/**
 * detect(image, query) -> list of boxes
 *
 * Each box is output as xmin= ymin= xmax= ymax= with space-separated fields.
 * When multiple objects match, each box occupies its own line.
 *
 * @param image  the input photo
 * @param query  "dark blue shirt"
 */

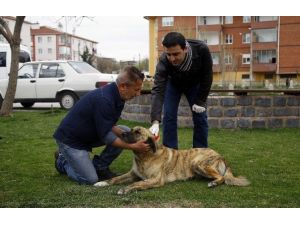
xmin=53 ymin=82 xmax=124 ymax=151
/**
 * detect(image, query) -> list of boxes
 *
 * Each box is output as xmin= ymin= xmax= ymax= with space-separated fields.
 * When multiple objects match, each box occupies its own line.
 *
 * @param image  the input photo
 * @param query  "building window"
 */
xmin=225 ymin=34 xmax=233 ymax=44
xmin=242 ymin=54 xmax=251 ymax=64
xmin=47 ymin=36 xmax=52 ymax=43
xmin=162 ymin=17 xmax=174 ymax=27
xmin=255 ymin=16 xmax=278 ymax=22
xmin=264 ymin=74 xmax=273 ymax=79
xmin=243 ymin=16 xmax=251 ymax=23
xmin=242 ymin=33 xmax=251 ymax=43
xmin=38 ymin=48 xmax=43 ymax=54
xmin=38 ymin=37 xmax=42 ymax=43
xmin=252 ymin=29 xmax=277 ymax=42
xmin=48 ymin=48 xmax=52 ymax=54
xmin=211 ymin=53 xmax=219 ymax=65
xmin=242 ymin=74 xmax=250 ymax=79
xmin=253 ymin=50 xmax=276 ymax=63
xmin=224 ymin=16 xmax=233 ymax=24
xmin=224 ymin=53 xmax=232 ymax=64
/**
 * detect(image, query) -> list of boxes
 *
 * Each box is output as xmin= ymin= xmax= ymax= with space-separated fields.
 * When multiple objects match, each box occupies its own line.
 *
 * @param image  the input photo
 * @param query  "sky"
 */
xmin=26 ymin=16 xmax=149 ymax=61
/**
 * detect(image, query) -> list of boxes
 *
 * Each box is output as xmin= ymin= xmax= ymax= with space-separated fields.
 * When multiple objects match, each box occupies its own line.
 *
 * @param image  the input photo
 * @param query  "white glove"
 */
xmin=192 ymin=104 xmax=206 ymax=113
xmin=149 ymin=120 xmax=159 ymax=136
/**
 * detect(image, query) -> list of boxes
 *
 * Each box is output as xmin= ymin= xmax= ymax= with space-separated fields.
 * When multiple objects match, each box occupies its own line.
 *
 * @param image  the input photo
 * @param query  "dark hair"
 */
xmin=116 ymin=66 xmax=144 ymax=86
xmin=162 ymin=32 xmax=186 ymax=49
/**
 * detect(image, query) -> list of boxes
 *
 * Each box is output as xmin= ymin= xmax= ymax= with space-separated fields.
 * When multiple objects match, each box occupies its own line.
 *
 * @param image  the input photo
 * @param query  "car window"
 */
xmin=18 ymin=64 xmax=38 ymax=79
xmin=0 ymin=52 xmax=6 ymax=67
xmin=19 ymin=50 xmax=31 ymax=63
xmin=39 ymin=63 xmax=65 ymax=78
xmin=68 ymin=61 xmax=99 ymax=74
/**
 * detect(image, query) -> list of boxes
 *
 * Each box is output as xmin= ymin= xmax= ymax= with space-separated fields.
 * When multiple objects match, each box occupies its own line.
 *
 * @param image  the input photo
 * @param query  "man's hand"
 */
xmin=149 ymin=120 xmax=159 ymax=136
xmin=192 ymin=104 xmax=206 ymax=113
xmin=130 ymin=140 xmax=150 ymax=153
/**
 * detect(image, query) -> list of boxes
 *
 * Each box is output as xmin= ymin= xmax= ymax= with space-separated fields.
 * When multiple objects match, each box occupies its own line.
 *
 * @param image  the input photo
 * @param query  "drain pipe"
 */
xmin=276 ymin=16 xmax=280 ymax=86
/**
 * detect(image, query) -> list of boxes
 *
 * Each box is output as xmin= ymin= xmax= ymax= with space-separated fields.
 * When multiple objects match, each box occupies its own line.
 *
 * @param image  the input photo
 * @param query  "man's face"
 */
xmin=120 ymin=79 xmax=143 ymax=101
xmin=164 ymin=44 xmax=187 ymax=66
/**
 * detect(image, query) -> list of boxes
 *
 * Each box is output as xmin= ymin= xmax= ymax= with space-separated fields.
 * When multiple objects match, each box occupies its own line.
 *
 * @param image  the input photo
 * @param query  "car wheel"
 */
xmin=59 ymin=92 xmax=78 ymax=110
xmin=20 ymin=102 xmax=35 ymax=108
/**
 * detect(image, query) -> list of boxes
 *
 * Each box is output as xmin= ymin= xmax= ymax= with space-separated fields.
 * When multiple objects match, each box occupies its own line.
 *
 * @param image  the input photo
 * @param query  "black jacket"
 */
xmin=150 ymin=39 xmax=213 ymax=122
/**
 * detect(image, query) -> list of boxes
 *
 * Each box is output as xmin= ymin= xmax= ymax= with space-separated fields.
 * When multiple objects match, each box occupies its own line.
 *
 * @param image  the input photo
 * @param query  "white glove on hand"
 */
xmin=192 ymin=104 xmax=206 ymax=113
xmin=149 ymin=120 xmax=159 ymax=136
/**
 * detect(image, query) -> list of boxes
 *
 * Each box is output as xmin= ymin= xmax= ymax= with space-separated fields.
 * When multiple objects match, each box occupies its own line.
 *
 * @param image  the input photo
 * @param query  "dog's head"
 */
xmin=121 ymin=126 xmax=158 ymax=153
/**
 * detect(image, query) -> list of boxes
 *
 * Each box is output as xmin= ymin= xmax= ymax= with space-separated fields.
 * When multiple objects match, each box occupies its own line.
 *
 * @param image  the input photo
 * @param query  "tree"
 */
xmin=96 ymin=57 xmax=120 ymax=74
xmin=0 ymin=16 xmax=25 ymax=117
xmin=80 ymin=46 xmax=95 ymax=67
xmin=138 ymin=57 xmax=149 ymax=72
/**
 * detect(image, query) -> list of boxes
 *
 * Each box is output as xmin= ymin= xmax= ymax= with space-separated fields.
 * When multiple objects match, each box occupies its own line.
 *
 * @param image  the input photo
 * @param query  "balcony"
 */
xmin=252 ymin=63 xmax=277 ymax=72
xmin=252 ymin=16 xmax=278 ymax=29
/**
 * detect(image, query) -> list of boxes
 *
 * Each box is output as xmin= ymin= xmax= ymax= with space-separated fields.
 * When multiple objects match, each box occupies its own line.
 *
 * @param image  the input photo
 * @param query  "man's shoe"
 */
xmin=96 ymin=168 xmax=118 ymax=181
xmin=54 ymin=150 xmax=66 ymax=174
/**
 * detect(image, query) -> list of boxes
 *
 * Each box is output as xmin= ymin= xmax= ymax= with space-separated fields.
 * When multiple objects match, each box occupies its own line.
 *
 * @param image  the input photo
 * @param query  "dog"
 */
xmin=94 ymin=126 xmax=250 ymax=195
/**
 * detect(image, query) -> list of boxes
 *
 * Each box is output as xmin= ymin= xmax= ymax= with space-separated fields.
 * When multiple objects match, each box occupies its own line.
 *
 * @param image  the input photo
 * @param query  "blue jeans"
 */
xmin=55 ymin=125 xmax=130 ymax=185
xmin=163 ymin=80 xmax=208 ymax=149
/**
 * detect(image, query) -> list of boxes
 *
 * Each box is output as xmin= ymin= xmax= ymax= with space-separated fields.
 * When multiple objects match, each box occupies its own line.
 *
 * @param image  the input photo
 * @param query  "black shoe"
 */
xmin=96 ymin=168 xmax=118 ymax=181
xmin=54 ymin=150 xmax=65 ymax=174
xmin=54 ymin=150 xmax=59 ymax=171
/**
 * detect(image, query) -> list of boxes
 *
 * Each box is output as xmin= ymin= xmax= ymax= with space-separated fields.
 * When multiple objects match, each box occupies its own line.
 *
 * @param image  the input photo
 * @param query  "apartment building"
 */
xmin=0 ymin=16 xmax=33 ymax=48
xmin=146 ymin=16 xmax=300 ymax=87
xmin=31 ymin=26 xmax=98 ymax=61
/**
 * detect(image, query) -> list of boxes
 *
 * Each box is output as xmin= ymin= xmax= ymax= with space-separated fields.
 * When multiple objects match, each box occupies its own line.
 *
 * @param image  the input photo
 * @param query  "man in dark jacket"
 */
xmin=149 ymin=32 xmax=213 ymax=149
xmin=54 ymin=66 xmax=149 ymax=185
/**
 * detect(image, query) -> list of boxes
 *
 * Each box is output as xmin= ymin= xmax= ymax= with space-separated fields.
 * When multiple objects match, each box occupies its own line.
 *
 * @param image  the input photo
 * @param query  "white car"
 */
xmin=0 ymin=60 xmax=117 ymax=109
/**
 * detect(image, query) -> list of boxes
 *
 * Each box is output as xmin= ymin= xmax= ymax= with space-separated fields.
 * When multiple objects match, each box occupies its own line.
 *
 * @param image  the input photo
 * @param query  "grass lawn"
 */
xmin=0 ymin=110 xmax=299 ymax=207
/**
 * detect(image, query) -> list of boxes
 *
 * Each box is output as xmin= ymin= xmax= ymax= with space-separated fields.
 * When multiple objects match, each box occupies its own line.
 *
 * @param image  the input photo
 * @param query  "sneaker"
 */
xmin=96 ymin=168 xmax=118 ymax=181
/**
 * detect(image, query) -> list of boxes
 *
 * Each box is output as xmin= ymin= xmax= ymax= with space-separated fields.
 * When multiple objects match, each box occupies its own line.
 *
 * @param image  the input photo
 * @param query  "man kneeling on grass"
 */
xmin=53 ymin=66 xmax=149 ymax=185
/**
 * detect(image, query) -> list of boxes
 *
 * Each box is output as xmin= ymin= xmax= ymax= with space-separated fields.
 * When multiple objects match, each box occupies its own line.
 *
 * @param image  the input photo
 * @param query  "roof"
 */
xmin=31 ymin=26 xmax=98 ymax=44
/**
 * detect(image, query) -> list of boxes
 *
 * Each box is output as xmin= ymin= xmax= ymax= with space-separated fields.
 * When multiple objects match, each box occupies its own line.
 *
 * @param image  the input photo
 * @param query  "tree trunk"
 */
xmin=0 ymin=16 xmax=25 ymax=117
xmin=0 ymin=44 xmax=20 ymax=116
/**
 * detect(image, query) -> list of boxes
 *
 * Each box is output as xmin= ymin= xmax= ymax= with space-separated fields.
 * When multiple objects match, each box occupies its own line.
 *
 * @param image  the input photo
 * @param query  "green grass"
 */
xmin=0 ymin=110 xmax=299 ymax=207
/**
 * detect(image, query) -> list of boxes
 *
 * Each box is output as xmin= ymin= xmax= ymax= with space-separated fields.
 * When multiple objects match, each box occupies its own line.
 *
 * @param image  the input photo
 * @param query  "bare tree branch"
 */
xmin=0 ymin=17 xmax=13 ymax=43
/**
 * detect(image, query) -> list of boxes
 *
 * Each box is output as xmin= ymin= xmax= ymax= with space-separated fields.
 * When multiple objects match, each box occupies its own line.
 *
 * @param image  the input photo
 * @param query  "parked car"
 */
xmin=0 ymin=60 xmax=117 ymax=109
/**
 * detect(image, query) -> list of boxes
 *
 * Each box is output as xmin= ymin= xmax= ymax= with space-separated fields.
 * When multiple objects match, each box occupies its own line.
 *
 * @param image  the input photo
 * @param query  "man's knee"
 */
xmin=117 ymin=125 xmax=131 ymax=132
xmin=77 ymin=174 xmax=98 ymax=185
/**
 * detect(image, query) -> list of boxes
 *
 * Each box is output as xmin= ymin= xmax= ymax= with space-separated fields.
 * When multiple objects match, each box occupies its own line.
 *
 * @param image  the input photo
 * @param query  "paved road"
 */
xmin=13 ymin=102 xmax=61 ymax=110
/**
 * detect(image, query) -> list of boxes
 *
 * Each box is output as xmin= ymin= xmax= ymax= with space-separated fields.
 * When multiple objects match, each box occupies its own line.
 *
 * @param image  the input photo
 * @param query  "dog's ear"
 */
xmin=145 ymin=137 xmax=157 ymax=153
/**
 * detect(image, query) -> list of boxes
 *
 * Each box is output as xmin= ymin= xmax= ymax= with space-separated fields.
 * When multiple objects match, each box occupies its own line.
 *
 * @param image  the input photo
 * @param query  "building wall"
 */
xmin=34 ymin=35 xmax=57 ymax=61
xmin=0 ymin=17 xmax=32 ymax=49
xmin=279 ymin=17 xmax=300 ymax=74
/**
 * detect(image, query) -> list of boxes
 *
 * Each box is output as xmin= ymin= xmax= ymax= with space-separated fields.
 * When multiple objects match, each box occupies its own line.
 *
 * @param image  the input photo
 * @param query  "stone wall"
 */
xmin=121 ymin=94 xmax=300 ymax=128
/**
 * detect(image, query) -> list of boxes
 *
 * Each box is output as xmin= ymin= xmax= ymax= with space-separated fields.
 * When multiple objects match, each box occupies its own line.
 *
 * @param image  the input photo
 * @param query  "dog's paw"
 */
xmin=94 ymin=181 xmax=109 ymax=187
xmin=117 ymin=188 xmax=129 ymax=195
xmin=208 ymin=181 xmax=217 ymax=188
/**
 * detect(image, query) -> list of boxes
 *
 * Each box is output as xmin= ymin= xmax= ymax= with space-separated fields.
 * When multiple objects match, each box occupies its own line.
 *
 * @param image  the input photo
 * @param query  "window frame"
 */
xmin=225 ymin=34 xmax=233 ymax=44
xmin=162 ymin=17 xmax=174 ymax=27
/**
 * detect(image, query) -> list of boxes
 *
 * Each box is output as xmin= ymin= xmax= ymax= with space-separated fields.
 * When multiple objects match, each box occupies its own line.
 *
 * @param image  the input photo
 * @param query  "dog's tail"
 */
xmin=224 ymin=167 xmax=250 ymax=186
